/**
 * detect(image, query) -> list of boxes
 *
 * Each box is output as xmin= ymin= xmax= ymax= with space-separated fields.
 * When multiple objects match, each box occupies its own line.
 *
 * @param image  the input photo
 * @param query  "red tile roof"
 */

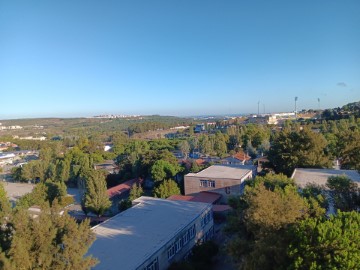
xmin=233 ymin=151 xmax=251 ymax=161
xmin=107 ymin=178 xmax=142 ymax=199
xmin=195 ymin=159 xmax=206 ymax=166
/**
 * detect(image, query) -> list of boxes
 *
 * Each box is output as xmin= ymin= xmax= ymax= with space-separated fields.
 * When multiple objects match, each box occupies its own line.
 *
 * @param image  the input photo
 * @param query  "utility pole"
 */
xmin=295 ymin=96 xmax=298 ymax=120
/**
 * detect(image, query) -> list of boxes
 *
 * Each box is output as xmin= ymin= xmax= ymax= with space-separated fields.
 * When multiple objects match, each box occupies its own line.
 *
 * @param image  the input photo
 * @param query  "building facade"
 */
xmin=185 ymin=165 xmax=256 ymax=203
xmin=88 ymin=197 xmax=214 ymax=270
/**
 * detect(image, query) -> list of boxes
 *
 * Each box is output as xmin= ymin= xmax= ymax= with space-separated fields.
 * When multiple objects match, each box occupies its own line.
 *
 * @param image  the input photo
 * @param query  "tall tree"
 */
xmin=268 ymin=128 xmax=331 ymax=176
xmin=0 ymin=205 xmax=98 ymax=270
xmin=129 ymin=183 xmax=143 ymax=201
xmin=338 ymin=130 xmax=360 ymax=170
xmin=150 ymin=160 xmax=180 ymax=182
xmin=83 ymin=170 xmax=111 ymax=217
xmin=153 ymin=180 xmax=180 ymax=199
xmin=288 ymin=211 xmax=360 ymax=270
xmin=326 ymin=176 xmax=359 ymax=212
xmin=227 ymin=175 xmax=310 ymax=270
xmin=179 ymin=140 xmax=190 ymax=159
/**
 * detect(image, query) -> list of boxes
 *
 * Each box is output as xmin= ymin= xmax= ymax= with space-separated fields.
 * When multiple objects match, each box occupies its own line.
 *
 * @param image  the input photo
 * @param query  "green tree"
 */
xmin=179 ymin=140 xmax=190 ymax=159
xmin=326 ymin=175 xmax=359 ymax=211
xmin=0 ymin=206 xmax=98 ymax=270
xmin=227 ymin=176 xmax=310 ymax=270
xmin=288 ymin=211 xmax=360 ymax=270
xmin=0 ymin=183 xmax=11 ymax=222
xmin=301 ymin=183 xmax=327 ymax=218
xmin=83 ymin=170 xmax=111 ymax=217
xmin=153 ymin=180 xmax=180 ymax=198
xmin=338 ymin=130 xmax=360 ymax=170
xmin=129 ymin=183 xmax=143 ymax=201
xmin=151 ymin=160 xmax=179 ymax=182
xmin=268 ymin=128 xmax=331 ymax=176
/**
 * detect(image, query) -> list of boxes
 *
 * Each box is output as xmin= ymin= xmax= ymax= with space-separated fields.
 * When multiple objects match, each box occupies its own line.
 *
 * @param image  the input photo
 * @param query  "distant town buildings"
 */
xmin=92 ymin=114 xmax=141 ymax=119
xmin=0 ymin=125 xmax=23 ymax=130
xmin=88 ymin=196 xmax=213 ymax=270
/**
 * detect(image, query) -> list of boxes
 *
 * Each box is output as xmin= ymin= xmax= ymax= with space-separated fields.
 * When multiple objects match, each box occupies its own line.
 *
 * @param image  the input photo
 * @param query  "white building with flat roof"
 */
xmin=185 ymin=165 xmax=256 ymax=203
xmin=88 ymin=196 xmax=214 ymax=270
xmin=291 ymin=168 xmax=360 ymax=188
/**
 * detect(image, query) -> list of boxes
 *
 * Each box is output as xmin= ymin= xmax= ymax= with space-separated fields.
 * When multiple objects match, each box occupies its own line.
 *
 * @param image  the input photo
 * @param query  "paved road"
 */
xmin=3 ymin=181 xmax=35 ymax=203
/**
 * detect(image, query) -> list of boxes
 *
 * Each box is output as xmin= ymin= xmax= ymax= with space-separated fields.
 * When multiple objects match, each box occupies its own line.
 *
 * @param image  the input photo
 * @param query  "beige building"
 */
xmin=88 ymin=196 xmax=214 ymax=270
xmin=291 ymin=168 xmax=360 ymax=188
xmin=185 ymin=165 xmax=256 ymax=203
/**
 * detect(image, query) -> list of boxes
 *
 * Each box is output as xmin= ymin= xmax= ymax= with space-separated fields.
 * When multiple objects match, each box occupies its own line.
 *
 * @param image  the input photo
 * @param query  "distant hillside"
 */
xmin=0 ymin=115 xmax=196 ymax=138
xmin=322 ymin=101 xmax=360 ymax=120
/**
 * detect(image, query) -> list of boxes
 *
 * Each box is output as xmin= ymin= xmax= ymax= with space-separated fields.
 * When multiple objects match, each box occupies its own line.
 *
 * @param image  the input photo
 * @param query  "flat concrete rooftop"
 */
xmin=186 ymin=165 xmax=254 ymax=180
xmin=291 ymin=168 xmax=360 ymax=188
xmin=88 ymin=196 xmax=211 ymax=270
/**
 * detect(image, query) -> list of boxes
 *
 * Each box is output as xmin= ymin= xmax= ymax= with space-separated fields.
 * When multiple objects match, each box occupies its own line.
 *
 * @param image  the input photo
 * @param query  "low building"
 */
xmin=184 ymin=165 xmax=256 ymax=203
xmin=88 ymin=196 xmax=214 ymax=270
xmin=291 ymin=168 xmax=360 ymax=188
xmin=107 ymin=178 xmax=142 ymax=214
xmin=168 ymin=192 xmax=232 ymax=218
xmin=221 ymin=151 xmax=251 ymax=165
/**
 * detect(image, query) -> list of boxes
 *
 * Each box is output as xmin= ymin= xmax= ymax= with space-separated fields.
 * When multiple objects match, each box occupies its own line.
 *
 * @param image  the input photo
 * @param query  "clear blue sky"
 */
xmin=1 ymin=0 xmax=360 ymax=119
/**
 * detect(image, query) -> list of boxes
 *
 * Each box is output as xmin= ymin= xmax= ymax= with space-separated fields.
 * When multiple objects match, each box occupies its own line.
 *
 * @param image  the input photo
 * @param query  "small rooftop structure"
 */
xmin=168 ymin=191 xmax=221 ymax=204
xmin=186 ymin=164 xmax=255 ymax=180
xmin=88 ymin=196 xmax=212 ymax=270
xmin=291 ymin=168 xmax=360 ymax=188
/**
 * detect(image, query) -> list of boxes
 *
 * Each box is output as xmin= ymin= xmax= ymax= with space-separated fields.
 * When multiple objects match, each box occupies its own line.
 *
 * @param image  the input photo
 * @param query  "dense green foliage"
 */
xmin=129 ymin=183 xmax=144 ymax=201
xmin=268 ymin=127 xmax=331 ymax=176
xmin=153 ymin=179 xmax=181 ymax=199
xmin=0 ymin=206 xmax=97 ymax=270
xmin=326 ymin=176 xmax=360 ymax=211
xmin=227 ymin=172 xmax=360 ymax=270
xmin=82 ymin=170 xmax=111 ymax=217
xmin=288 ymin=211 xmax=360 ymax=270
xmin=0 ymin=185 xmax=97 ymax=270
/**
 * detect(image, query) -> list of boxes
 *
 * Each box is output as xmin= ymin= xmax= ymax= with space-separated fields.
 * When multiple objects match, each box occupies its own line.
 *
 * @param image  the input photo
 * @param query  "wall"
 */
xmin=184 ymin=172 xmax=252 ymax=203
xmin=137 ymin=205 xmax=214 ymax=270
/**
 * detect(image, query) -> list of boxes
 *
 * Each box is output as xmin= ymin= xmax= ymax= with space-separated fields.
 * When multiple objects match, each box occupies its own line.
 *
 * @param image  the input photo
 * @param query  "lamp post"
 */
xmin=295 ymin=96 xmax=298 ymax=120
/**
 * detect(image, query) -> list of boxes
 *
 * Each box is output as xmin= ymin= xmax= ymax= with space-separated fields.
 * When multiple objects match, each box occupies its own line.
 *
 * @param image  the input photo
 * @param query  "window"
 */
xmin=200 ymin=180 xmax=215 ymax=188
xmin=189 ymin=224 xmax=196 ymax=239
xmin=183 ymin=230 xmax=190 ymax=245
xmin=167 ymin=244 xmax=175 ymax=260
xmin=201 ymin=211 xmax=213 ymax=228
xmin=175 ymin=238 xmax=182 ymax=253
xmin=145 ymin=258 xmax=159 ymax=270
xmin=200 ymin=180 xmax=208 ymax=187
xmin=225 ymin=186 xmax=231 ymax=194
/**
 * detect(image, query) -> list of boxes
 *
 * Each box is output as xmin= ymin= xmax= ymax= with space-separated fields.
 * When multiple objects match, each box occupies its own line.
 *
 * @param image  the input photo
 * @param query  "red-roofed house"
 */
xmin=107 ymin=178 xmax=142 ymax=213
xmin=222 ymin=151 xmax=251 ymax=165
